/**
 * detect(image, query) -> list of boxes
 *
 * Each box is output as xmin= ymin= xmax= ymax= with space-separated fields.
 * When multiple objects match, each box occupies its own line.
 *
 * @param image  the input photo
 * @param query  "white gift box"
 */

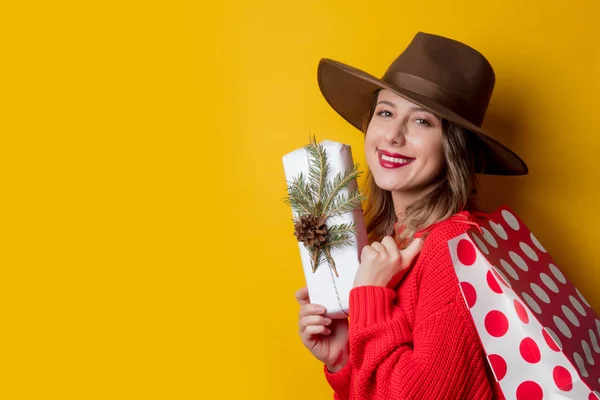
xmin=449 ymin=206 xmax=600 ymax=399
xmin=282 ymin=139 xmax=368 ymax=319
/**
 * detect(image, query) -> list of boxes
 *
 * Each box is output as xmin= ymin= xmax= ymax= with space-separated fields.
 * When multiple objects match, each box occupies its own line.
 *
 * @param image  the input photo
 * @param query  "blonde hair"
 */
xmin=361 ymin=91 xmax=482 ymax=246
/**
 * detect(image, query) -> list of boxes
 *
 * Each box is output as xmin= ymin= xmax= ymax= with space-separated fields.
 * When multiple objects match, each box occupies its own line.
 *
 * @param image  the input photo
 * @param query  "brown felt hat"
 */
xmin=317 ymin=32 xmax=528 ymax=176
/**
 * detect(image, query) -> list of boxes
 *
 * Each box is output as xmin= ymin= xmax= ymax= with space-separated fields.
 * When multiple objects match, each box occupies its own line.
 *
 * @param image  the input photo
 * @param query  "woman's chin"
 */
xmin=373 ymin=176 xmax=403 ymax=192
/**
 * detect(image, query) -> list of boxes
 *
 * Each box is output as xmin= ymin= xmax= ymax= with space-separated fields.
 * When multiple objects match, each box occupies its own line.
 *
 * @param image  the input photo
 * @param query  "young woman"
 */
xmin=295 ymin=32 xmax=528 ymax=399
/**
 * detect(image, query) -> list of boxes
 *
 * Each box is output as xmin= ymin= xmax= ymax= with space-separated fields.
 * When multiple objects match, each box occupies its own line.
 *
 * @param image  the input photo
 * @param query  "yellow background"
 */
xmin=2 ymin=0 xmax=599 ymax=398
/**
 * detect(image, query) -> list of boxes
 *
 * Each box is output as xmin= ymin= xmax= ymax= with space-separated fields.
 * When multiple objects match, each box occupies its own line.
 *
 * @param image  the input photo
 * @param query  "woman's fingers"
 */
xmin=381 ymin=236 xmax=400 ymax=257
xmin=370 ymin=241 xmax=386 ymax=254
xmin=402 ymin=237 xmax=424 ymax=266
xmin=299 ymin=303 xmax=326 ymax=318
xmin=297 ymin=289 xmax=329 ymax=336
xmin=295 ymin=287 xmax=310 ymax=306
xmin=301 ymin=324 xmax=331 ymax=338
xmin=360 ymin=245 xmax=377 ymax=264
xmin=299 ymin=315 xmax=332 ymax=333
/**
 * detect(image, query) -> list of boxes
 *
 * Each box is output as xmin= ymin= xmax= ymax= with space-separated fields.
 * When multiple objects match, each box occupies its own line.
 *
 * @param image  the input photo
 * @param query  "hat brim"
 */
xmin=317 ymin=58 xmax=528 ymax=176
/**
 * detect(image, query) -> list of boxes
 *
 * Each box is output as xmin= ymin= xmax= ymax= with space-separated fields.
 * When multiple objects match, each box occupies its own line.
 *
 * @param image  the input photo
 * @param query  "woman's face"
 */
xmin=365 ymin=89 xmax=445 ymax=198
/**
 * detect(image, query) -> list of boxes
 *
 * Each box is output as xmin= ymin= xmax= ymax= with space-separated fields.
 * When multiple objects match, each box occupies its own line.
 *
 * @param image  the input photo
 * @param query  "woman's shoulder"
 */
xmin=418 ymin=211 xmax=478 ymax=250
xmin=413 ymin=211 xmax=481 ymax=283
xmin=411 ymin=213 xmax=479 ymax=309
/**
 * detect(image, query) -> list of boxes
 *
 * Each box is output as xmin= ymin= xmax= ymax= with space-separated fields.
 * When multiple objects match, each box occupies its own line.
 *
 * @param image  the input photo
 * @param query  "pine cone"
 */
xmin=293 ymin=214 xmax=328 ymax=248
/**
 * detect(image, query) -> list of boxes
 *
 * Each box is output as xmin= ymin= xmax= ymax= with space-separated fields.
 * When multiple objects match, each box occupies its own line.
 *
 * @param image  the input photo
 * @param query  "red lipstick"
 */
xmin=377 ymin=149 xmax=415 ymax=169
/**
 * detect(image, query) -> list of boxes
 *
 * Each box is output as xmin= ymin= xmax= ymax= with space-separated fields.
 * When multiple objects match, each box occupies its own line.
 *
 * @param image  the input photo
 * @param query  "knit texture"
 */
xmin=324 ymin=214 xmax=505 ymax=400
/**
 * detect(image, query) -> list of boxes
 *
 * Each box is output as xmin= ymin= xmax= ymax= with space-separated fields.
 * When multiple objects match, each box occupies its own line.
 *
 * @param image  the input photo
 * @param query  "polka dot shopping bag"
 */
xmin=449 ymin=206 xmax=600 ymax=399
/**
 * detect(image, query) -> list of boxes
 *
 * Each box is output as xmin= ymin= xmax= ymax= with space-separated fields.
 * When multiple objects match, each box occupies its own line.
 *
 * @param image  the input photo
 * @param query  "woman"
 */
xmin=295 ymin=32 xmax=528 ymax=399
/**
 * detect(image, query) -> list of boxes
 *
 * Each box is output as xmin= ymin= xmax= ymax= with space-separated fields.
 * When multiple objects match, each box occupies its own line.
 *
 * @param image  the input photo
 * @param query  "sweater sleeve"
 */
xmin=324 ymin=361 xmax=352 ymax=399
xmin=345 ymin=226 xmax=495 ymax=399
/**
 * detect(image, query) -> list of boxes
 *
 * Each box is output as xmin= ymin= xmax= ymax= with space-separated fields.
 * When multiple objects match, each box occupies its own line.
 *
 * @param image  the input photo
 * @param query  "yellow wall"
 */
xmin=2 ymin=0 xmax=600 ymax=398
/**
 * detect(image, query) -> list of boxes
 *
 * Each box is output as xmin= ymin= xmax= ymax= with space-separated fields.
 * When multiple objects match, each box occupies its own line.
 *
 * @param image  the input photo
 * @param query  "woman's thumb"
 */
xmin=402 ymin=237 xmax=424 ymax=266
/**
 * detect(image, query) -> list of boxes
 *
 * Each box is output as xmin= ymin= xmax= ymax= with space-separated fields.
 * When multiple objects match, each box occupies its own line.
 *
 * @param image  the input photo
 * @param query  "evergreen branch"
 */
xmin=283 ymin=134 xmax=367 ymax=275
xmin=305 ymin=135 xmax=329 ymax=215
xmin=321 ymin=163 xmax=363 ymax=215
xmin=326 ymin=189 xmax=366 ymax=219
xmin=307 ymin=245 xmax=326 ymax=273
xmin=322 ymin=236 xmax=354 ymax=251
xmin=327 ymin=231 xmax=353 ymax=244
xmin=323 ymin=247 xmax=338 ymax=278
xmin=311 ymin=247 xmax=320 ymax=273
xmin=295 ymin=171 xmax=313 ymax=203
xmin=283 ymin=172 xmax=314 ymax=216
xmin=326 ymin=223 xmax=356 ymax=236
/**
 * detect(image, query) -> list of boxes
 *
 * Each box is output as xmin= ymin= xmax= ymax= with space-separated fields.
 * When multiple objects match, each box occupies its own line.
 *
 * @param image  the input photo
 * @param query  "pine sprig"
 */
xmin=323 ymin=248 xmax=338 ymax=278
xmin=326 ymin=189 xmax=365 ymax=219
xmin=305 ymin=135 xmax=329 ymax=216
xmin=283 ymin=134 xmax=366 ymax=276
xmin=321 ymin=163 xmax=363 ymax=216
xmin=323 ymin=237 xmax=354 ymax=251
xmin=283 ymin=172 xmax=314 ymax=216
xmin=326 ymin=223 xmax=356 ymax=241
xmin=307 ymin=246 xmax=327 ymax=273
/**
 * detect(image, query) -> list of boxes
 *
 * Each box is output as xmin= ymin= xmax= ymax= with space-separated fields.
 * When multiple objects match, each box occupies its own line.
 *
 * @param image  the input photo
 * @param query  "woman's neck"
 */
xmin=391 ymin=186 xmax=435 ymax=218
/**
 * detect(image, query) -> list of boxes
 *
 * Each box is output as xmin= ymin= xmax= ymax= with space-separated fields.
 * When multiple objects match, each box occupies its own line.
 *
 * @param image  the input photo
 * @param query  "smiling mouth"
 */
xmin=378 ymin=150 xmax=415 ymax=169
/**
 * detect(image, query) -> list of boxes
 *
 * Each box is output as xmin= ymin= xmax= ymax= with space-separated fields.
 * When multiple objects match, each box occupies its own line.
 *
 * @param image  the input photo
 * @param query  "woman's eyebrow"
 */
xmin=409 ymin=106 xmax=431 ymax=114
xmin=376 ymin=100 xmax=397 ymax=108
xmin=410 ymin=106 xmax=440 ymax=120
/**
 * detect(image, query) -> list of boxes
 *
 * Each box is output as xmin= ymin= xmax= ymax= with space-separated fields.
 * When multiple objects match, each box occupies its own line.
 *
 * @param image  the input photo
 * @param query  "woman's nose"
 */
xmin=384 ymin=124 xmax=406 ymax=146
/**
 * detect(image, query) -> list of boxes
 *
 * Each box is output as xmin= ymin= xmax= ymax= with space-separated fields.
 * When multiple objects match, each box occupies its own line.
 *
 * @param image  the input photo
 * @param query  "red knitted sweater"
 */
xmin=324 ymin=213 xmax=505 ymax=399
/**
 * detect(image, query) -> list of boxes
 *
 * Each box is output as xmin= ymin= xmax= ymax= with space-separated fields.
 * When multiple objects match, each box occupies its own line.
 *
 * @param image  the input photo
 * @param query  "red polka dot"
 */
xmin=485 ymin=310 xmax=509 ymax=337
xmin=486 ymin=270 xmax=502 ymax=294
xmin=487 ymin=354 xmax=507 ymax=381
xmin=457 ymin=239 xmax=476 ymax=266
xmin=514 ymin=299 xmax=529 ymax=324
xmin=543 ymin=328 xmax=560 ymax=352
xmin=589 ymin=392 xmax=599 ymax=400
xmin=460 ymin=281 xmax=477 ymax=308
xmin=492 ymin=267 xmax=509 ymax=287
xmin=553 ymin=366 xmax=572 ymax=391
xmin=516 ymin=381 xmax=543 ymax=400
xmin=519 ymin=337 xmax=541 ymax=363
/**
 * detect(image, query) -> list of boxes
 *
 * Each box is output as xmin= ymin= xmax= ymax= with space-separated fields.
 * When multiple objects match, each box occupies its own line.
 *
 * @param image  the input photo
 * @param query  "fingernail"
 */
xmin=324 ymin=318 xmax=332 ymax=325
xmin=317 ymin=306 xmax=326 ymax=313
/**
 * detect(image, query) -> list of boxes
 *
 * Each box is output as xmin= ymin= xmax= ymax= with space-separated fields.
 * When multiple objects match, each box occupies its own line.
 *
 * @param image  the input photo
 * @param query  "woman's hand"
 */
xmin=353 ymin=236 xmax=423 ymax=288
xmin=295 ymin=287 xmax=349 ymax=372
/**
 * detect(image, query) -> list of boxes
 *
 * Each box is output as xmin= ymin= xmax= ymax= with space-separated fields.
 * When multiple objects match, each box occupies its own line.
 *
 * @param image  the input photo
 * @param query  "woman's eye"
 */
xmin=377 ymin=110 xmax=393 ymax=118
xmin=415 ymin=118 xmax=432 ymax=126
